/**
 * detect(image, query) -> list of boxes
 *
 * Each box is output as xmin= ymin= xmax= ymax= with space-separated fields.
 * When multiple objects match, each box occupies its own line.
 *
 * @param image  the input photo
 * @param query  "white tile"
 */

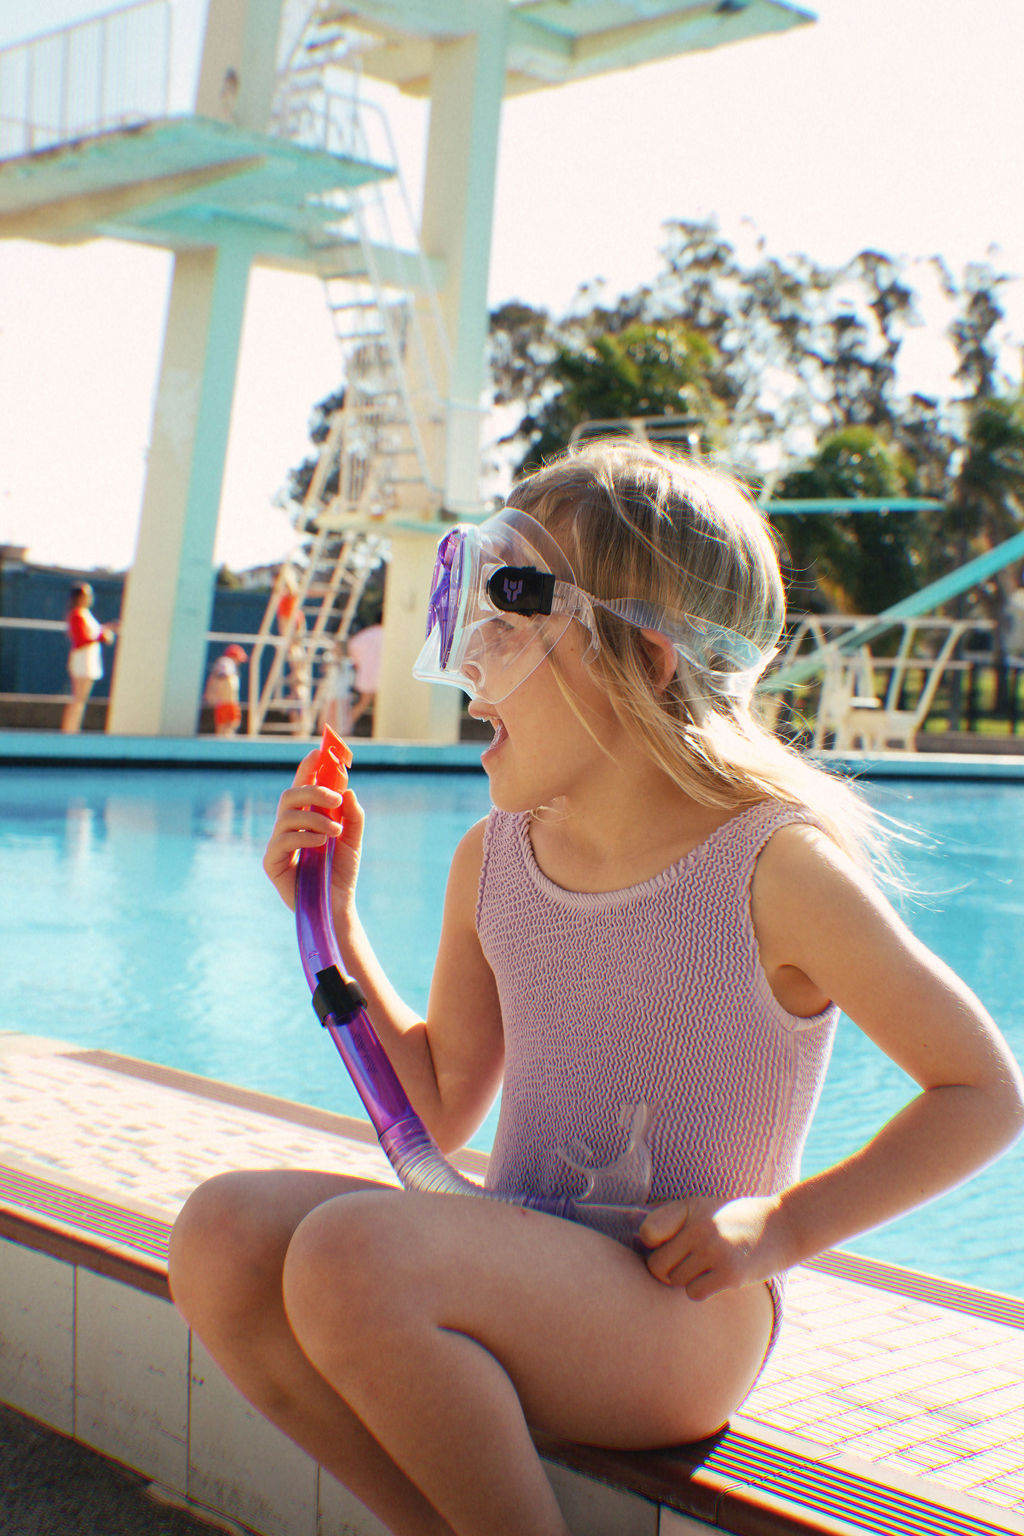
xmin=659 ymin=1509 xmax=726 ymax=1534
xmin=188 ymin=1335 xmax=318 ymax=1536
xmin=543 ymin=1458 xmax=659 ymax=1536
xmin=317 ymin=1466 xmax=391 ymax=1536
xmin=74 ymin=1270 xmax=189 ymax=1492
xmin=0 ymin=1237 xmax=74 ymax=1432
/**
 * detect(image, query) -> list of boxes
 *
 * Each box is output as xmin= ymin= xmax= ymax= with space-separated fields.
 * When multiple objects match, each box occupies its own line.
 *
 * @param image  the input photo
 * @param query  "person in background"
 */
xmin=320 ymin=636 xmax=354 ymax=738
xmin=347 ymin=617 xmax=383 ymax=733
xmin=276 ymin=571 xmax=309 ymax=706
xmin=204 ymin=644 xmax=248 ymax=736
xmin=62 ymin=582 xmax=116 ymax=734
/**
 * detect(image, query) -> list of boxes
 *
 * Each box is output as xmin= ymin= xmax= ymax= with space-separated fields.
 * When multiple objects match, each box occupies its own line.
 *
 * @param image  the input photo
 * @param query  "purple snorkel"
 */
xmin=295 ymin=727 xmax=649 ymax=1245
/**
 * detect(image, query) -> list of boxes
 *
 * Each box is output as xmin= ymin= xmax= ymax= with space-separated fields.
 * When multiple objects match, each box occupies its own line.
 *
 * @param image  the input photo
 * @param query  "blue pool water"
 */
xmin=1 ymin=765 xmax=1022 ymax=1295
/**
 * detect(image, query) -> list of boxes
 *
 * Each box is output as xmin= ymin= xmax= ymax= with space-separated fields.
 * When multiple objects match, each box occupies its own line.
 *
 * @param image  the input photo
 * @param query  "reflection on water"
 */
xmin=0 ymin=766 xmax=1021 ymax=1293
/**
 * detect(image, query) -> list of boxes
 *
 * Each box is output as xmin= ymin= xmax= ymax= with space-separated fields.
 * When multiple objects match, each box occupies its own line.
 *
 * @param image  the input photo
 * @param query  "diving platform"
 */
xmin=0 ymin=114 xmax=393 ymax=266
xmin=323 ymin=0 xmax=816 ymax=96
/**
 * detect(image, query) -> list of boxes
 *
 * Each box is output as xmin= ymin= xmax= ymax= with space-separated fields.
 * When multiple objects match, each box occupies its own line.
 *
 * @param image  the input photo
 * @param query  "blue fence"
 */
xmin=0 ymin=564 xmax=271 ymax=700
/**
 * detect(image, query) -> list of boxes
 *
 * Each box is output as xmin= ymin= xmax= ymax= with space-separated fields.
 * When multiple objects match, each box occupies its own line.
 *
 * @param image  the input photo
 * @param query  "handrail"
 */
xmin=765 ymin=527 xmax=1024 ymax=692
xmin=0 ymin=0 xmax=171 ymax=161
xmin=0 ymin=615 xmax=281 ymax=712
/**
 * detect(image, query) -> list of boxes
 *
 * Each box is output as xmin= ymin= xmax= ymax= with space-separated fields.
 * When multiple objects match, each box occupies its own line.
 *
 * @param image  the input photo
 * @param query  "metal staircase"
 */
xmin=247 ymin=3 xmax=450 ymax=736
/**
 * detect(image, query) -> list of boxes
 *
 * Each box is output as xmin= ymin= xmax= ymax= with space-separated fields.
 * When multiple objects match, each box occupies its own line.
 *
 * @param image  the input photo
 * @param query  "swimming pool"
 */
xmin=1 ymin=764 xmax=1021 ymax=1295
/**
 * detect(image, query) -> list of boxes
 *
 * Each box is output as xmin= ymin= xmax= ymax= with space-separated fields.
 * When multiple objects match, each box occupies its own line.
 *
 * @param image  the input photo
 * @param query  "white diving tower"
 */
xmin=0 ymin=0 xmax=816 ymax=741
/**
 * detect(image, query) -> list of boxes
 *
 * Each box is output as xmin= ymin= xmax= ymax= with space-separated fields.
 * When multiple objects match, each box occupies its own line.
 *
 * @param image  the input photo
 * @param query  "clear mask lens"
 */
xmin=413 ymin=509 xmax=580 ymax=703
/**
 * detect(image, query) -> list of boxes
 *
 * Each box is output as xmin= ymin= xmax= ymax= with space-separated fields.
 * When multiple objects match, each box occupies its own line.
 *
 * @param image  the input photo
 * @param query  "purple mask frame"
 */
xmin=424 ymin=530 xmax=460 ymax=672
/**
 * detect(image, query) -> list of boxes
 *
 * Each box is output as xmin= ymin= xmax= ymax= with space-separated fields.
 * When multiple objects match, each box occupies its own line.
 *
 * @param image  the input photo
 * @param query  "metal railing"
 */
xmin=0 ymin=0 xmax=171 ymax=161
xmin=767 ymin=615 xmax=1024 ymax=748
xmin=0 ymin=615 xmax=276 ymax=729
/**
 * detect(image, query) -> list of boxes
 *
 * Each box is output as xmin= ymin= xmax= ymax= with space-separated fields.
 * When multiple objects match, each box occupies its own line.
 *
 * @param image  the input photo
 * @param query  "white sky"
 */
xmin=1 ymin=0 xmax=1023 ymax=572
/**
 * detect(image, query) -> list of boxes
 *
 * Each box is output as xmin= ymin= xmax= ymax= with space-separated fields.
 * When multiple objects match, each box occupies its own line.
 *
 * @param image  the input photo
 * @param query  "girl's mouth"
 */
xmin=481 ymin=716 xmax=508 ymax=761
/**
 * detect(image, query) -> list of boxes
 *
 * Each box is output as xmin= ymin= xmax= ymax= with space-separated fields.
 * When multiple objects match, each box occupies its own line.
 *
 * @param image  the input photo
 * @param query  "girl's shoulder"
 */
xmin=450 ymin=815 xmax=491 ymax=894
xmin=754 ymin=813 xmax=856 ymax=878
xmin=693 ymin=798 xmax=836 ymax=878
xmin=751 ymin=815 xmax=893 ymax=968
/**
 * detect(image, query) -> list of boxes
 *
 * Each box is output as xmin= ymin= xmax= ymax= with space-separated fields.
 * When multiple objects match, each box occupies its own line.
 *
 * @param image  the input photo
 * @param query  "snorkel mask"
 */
xmin=412 ymin=506 xmax=774 ymax=706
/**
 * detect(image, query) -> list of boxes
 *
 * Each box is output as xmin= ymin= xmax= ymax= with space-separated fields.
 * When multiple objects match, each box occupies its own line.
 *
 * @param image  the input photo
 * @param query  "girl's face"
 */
xmin=468 ymin=618 xmax=625 ymax=815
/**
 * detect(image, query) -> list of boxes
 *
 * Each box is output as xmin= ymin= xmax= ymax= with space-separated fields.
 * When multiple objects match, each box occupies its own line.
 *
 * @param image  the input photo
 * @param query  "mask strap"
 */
xmin=486 ymin=566 xmax=557 ymax=614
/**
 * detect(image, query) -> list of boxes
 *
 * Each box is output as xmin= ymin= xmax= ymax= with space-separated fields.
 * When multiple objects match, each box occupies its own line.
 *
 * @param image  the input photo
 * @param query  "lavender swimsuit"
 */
xmin=477 ymin=801 xmax=839 ymax=1356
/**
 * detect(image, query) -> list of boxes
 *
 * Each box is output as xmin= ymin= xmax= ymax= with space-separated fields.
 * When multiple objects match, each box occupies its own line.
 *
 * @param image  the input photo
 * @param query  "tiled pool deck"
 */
xmin=1 ymin=1030 xmax=1023 ymax=1536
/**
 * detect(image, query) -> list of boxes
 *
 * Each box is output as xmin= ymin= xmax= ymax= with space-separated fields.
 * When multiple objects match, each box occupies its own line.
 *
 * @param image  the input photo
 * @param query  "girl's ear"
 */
xmin=640 ymin=629 xmax=678 ymax=692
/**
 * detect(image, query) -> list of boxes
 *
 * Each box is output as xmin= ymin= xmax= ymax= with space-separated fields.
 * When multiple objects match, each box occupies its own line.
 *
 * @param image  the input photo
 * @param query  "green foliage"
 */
xmin=517 ymin=321 xmax=719 ymax=471
xmin=954 ymin=393 xmax=1024 ymax=544
xmin=486 ymin=217 xmax=1024 ymax=622
xmin=284 ymin=386 xmax=347 ymax=508
xmin=773 ymin=427 xmax=926 ymax=614
xmin=942 ymin=392 xmax=1024 ymax=638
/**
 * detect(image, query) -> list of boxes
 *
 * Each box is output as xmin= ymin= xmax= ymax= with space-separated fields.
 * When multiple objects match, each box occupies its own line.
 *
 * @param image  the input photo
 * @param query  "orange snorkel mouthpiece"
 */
xmin=312 ymin=725 xmax=353 ymax=822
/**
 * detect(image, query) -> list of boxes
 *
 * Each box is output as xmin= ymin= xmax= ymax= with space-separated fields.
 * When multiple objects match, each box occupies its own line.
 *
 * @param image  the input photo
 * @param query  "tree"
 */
xmin=772 ymin=426 xmax=925 ymax=615
xmin=483 ymin=223 xmax=1024 ymax=630
xmin=508 ymin=320 xmax=721 ymax=472
xmin=935 ymin=263 xmax=1024 ymax=662
xmin=938 ymin=257 xmax=1015 ymax=402
xmin=282 ymin=385 xmax=347 ymax=509
xmin=652 ymin=221 xmax=925 ymax=475
xmin=945 ymin=392 xmax=1024 ymax=647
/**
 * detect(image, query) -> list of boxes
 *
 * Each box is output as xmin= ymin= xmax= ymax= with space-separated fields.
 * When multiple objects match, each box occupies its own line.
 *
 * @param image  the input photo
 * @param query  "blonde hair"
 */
xmin=507 ymin=439 xmax=882 ymax=868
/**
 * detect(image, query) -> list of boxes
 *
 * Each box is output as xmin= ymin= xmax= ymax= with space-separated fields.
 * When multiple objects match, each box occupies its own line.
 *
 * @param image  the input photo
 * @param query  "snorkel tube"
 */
xmin=295 ymin=727 xmax=649 ymax=1245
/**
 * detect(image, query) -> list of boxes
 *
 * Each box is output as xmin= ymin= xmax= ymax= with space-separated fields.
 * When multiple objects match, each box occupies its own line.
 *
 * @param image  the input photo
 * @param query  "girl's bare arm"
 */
xmin=263 ymin=757 xmax=502 ymax=1152
xmin=643 ymin=824 xmax=1024 ymax=1295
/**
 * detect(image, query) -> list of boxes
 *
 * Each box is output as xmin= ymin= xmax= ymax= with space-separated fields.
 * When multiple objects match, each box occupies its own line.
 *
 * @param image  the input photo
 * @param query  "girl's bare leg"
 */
xmin=281 ymin=1188 xmax=774 ymax=1536
xmin=61 ymin=677 xmax=92 ymax=733
xmin=168 ymin=1170 xmax=455 ymax=1536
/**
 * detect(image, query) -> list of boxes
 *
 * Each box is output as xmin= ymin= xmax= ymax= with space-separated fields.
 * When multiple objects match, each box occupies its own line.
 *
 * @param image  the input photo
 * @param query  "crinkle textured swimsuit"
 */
xmin=476 ymin=800 xmax=839 ymax=1358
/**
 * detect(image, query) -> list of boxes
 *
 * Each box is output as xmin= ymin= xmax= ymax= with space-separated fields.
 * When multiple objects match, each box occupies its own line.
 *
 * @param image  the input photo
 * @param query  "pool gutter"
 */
xmin=3 ymin=729 xmax=1024 ymax=779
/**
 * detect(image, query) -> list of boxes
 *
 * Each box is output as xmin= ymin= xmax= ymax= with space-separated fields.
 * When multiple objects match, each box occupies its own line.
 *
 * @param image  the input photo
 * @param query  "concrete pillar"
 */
xmin=420 ymin=6 xmax=510 ymax=516
xmin=374 ymin=5 xmax=508 ymax=742
xmin=108 ymin=240 xmax=253 ymax=735
xmin=106 ymin=0 xmax=285 ymax=735
xmin=374 ymin=524 xmax=459 ymax=742
xmin=195 ymin=0 xmax=284 ymax=130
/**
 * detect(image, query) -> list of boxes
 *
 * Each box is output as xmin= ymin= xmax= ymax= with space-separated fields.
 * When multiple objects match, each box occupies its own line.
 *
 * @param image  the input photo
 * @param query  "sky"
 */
xmin=1 ymin=0 xmax=1023 ymax=572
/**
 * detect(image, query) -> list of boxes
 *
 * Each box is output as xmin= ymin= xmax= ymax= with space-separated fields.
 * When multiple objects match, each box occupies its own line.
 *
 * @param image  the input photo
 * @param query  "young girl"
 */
xmin=170 ymin=442 xmax=1023 ymax=1536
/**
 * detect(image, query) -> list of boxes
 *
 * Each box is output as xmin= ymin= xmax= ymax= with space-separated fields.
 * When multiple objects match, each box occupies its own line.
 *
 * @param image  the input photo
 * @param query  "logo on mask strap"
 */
xmin=488 ymin=566 xmax=556 ymax=615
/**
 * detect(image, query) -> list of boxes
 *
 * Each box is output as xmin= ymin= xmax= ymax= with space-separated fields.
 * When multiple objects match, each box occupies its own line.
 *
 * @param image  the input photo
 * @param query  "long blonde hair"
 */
xmin=506 ymin=439 xmax=882 ymax=867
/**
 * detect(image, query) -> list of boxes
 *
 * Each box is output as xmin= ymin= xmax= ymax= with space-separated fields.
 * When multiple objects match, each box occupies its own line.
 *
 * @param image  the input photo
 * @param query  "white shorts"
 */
xmin=69 ymin=644 xmax=103 ymax=682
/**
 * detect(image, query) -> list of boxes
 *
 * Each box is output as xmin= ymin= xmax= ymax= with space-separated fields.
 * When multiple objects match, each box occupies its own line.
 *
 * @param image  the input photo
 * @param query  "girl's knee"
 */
xmin=169 ymin=1170 xmax=283 ymax=1317
xmin=282 ymin=1193 xmax=412 ymax=1347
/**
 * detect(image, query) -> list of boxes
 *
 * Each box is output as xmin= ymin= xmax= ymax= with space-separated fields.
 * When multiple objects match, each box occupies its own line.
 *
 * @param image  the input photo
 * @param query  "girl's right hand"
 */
xmin=262 ymin=751 xmax=363 ymax=920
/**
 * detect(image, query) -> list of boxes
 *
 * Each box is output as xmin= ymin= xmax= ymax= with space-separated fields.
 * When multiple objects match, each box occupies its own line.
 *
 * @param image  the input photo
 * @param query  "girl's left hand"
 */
xmin=639 ymin=1195 xmax=787 ymax=1299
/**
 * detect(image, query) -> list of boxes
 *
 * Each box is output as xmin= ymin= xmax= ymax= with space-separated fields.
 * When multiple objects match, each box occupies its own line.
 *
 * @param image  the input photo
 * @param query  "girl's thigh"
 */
xmin=285 ymin=1188 xmax=774 ymax=1448
xmin=169 ymin=1167 xmax=396 ymax=1304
